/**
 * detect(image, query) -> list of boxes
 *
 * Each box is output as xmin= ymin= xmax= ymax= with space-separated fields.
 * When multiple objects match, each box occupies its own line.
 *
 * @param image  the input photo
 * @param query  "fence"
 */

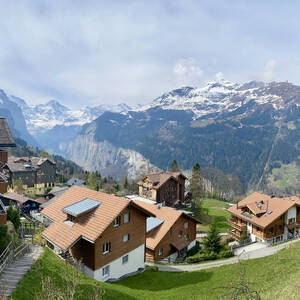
xmin=0 ymin=241 xmax=29 ymax=274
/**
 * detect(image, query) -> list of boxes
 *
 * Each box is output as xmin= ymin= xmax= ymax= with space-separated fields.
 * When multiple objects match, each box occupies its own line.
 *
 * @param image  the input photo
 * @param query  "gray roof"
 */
xmin=62 ymin=198 xmax=101 ymax=217
xmin=5 ymin=156 xmax=56 ymax=172
xmin=40 ymin=186 xmax=69 ymax=209
xmin=66 ymin=178 xmax=85 ymax=186
xmin=146 ymin=217 xmax=164 ymax=233
xmin=0 ymin=118 xmax=16 ymax=147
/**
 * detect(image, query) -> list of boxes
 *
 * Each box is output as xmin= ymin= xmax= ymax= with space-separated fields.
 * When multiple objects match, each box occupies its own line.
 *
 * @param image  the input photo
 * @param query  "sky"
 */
xmin=0 ymin=0 xmax=299 ymax=108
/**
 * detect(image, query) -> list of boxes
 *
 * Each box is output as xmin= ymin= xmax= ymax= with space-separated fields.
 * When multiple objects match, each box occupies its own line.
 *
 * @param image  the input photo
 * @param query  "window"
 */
xmin=278 ymin=225 xmax=282 ymax=231
xmin=122 ymin=255 xmax=129 ymax=264
xmin=123 ymin=234 xmax=130 ymax=243
xmin=124 ymin=212 xmax=130 ymax=224
xmin=185 ymin=234 xmax=189 ymax=240
xmin=178 ymin=231 xmax=183 ymax=238
xmin=103 ymin=242 xmax=111 ymax=254
xmin=289 ymin=218 xmax=296 ymax=225
xmin=114 ymin=216 xmax=121 ymax=227
xmin=269 ymin=227 xmax=273 ymax=234
xmin=102 ymin=265 xmax=110 ymax=278
xmin=184 ymin=222 xmax=189 ymax=229
xmin=158 ymin=248 xmax=163 ymax=256
xmin=169 ymin=228 xmax=172 ymax=237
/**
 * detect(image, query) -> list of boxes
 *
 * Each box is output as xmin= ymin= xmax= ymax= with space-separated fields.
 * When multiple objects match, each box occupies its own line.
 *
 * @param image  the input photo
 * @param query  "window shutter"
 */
xmin=109 ymin=242 xmax=111 ymax=252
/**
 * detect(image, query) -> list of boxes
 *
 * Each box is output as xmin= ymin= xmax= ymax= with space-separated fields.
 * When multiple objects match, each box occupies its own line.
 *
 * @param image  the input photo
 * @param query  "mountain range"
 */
xmin=3 ymin=79 xmax=300 ymax=195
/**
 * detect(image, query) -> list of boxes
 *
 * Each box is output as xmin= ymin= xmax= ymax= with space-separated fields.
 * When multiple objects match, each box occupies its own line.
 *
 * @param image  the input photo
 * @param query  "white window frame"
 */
xmin=158 ymin=248 xmax=163 ymax=256
xmin=178 ymin=230 xmax=183 ymax=238
xmin=123 ymin=234 xmax=129 ymax=243
xmin=114 ymin=216 xmax=121 ymax=227
xmin=102 ymin=265 xmax=110 ymax=278
xmin=122 ymin=255 xmax=129 ymax=264
xmin=185 ymin=234 xmax=189 ymax=240
xmin=184 ymin=222 xmax=189 ymax=229
xmin=124 ymin=212 xmax=130 ymax=224
xmin=103 ymin=242 xmax=110 ymax=254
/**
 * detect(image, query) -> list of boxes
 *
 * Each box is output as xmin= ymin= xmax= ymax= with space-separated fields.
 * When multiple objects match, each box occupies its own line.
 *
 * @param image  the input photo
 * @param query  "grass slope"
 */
xmin=191 ymin=199 xmax=232 ymax=233
xmin=12 ymin=243 xmax=300 ymax=300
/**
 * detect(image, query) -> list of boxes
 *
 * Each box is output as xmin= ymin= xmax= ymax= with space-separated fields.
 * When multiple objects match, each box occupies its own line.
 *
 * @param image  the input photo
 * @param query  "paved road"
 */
xmin=147 ymin=239 xmax=299 ymax=272
xmin=0 ymin=245 xmax=43 ymax=298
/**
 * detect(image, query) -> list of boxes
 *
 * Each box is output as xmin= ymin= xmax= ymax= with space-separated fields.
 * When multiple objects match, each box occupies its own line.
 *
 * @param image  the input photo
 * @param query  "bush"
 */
xmin=7 ymin=205 xmax=20 ymax=231
xmin=145 ymin=265 xmax=158 ymax=272
xmin=186 ymin=241 xmax=200 ymax=257
xmin=218 ymin=250 xmax=233 ymax=258
xmin=186 ymin=252 xmax=217 ymax=264
xmin=0 ymin=225 xmax=10 ymax=253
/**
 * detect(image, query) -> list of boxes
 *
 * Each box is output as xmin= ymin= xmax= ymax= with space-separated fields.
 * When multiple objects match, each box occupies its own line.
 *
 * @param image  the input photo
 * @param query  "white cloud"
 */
xmin=215 ymin=72 xmax=224 ymax=81
xmin=264 ymin=59 xmax=277 ymax=82
xmin=173 ymin=59 xmax=203 ymax=86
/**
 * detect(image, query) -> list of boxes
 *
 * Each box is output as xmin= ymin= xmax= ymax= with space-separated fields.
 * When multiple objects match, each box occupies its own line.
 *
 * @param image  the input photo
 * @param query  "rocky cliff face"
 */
xmin=61 ymin=122 xmax=159 ymax=179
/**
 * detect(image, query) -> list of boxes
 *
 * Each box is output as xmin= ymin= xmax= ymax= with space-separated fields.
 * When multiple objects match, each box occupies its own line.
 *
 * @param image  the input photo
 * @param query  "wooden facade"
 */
xmin=138 ymin=172 xmax=187 ymax=207
xmin=70 ymin=205 xmax=147 ymax=271
xmin=146 ymin=214 xmax=197 ymax=262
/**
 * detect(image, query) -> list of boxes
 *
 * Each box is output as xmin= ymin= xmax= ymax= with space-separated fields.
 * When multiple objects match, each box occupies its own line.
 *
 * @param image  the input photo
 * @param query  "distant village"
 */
xmin=0 ymin=116 xmax=300 ymax=291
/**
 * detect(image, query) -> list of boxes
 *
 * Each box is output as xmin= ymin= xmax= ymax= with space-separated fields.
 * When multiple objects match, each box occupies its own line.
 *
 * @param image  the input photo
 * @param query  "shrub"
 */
xmin=218 ymin=250 xmax=233 ymax=258
xmin=186 ymin=241 xmax=200 ymax=257
xmin=7 ymin=205 xmax=20 ymax=231
xmin=145 ymin=265 xmax=158 ymax=272
xmin=0 ymin=225 xmax=10 ymax=253
xmin=186 ymin=252 xmax=217 ymax=264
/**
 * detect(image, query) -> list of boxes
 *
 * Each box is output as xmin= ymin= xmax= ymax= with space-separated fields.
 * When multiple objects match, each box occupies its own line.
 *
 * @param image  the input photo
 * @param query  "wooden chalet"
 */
xmin=227 ymin=192 xmax=300 ymax=245
xmin=137 ymin=171 xmax=187 ymax=207
xmin=41 ymin=186 xmax=155 ymax=282
xmin=134 ymin=200 xmax=201 ymax=262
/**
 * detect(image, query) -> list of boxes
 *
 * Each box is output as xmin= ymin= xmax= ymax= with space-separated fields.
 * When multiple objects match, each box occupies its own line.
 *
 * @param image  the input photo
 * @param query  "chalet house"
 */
xmin=41 ymin=186 xmax=154 ymax=282
xmin=0 ymin=118 xmax=16 ymax=194
xmin=227 ymin=192 xmax=300 ymax=245
xmin=3 ymin=156 xmax=56 ymax=195
xmin=137 ymin=171 xmax=187 ymax=207
xmin=134 ymin=200 xmax=201 ymax=262
xmin=0 ymin=192 xmax=46 ymax=214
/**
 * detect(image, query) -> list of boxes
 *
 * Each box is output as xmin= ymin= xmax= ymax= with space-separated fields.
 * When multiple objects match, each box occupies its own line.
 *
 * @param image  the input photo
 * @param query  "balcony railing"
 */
xmin=227 ymin=229 xmax=241 ymax=240
xmin=227 ymin=219 xmax=246 ymax=231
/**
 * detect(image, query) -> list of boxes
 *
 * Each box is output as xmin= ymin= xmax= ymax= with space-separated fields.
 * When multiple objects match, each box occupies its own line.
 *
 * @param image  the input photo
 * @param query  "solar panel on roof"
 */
xmin=146 ymin=217 xmax=164 ymax=232
xmin=62 ymin=198 xmax=101 ymax=217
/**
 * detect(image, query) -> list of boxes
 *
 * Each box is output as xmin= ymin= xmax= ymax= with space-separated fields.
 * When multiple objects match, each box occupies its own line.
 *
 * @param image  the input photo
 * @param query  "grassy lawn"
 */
xmin=188 ymin=198 xmax=232 ymax=233
xmin=12 ymin=243 xmax=300 ymax=300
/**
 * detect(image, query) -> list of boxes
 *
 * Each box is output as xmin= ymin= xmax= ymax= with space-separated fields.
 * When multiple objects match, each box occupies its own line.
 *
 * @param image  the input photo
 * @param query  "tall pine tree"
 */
xmin=190 ymin=163 xmax=204 ymax=199
xmin=170 ymin=160 xmax=180 ymax=172
xmin=203 ymin=222 xmax=221 ymax=254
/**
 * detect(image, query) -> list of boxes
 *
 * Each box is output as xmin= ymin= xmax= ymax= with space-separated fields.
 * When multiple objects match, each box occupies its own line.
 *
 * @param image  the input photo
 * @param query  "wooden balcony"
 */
xmin=227 ymin=219 xmax=246 ymax=231
xmin=227 ymin=229 xmax=241 ymax=240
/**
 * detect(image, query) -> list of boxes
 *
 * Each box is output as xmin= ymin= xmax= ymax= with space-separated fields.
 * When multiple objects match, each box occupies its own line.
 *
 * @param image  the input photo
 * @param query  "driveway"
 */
xmin=147 ymin=239 xmax=299 ymax=272
xmin=233 ymin=242 xmax=267 ymax=256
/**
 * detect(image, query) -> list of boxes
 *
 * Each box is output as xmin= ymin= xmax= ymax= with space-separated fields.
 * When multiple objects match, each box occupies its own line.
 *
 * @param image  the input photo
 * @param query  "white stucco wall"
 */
xmin=187 ymin=239 xmax=196 ymax=250
xmin=82 ymin=243 xmax=145 ymax=282
xmin=285 ymin=206 xmax=296 ymax=223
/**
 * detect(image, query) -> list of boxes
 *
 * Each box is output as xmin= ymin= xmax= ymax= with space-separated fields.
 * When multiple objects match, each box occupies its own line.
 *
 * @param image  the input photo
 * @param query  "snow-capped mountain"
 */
xmin=136 ymin=80 xmax=284 ymax=119
xmin=10 ymin=98 xmax=132 ymax=136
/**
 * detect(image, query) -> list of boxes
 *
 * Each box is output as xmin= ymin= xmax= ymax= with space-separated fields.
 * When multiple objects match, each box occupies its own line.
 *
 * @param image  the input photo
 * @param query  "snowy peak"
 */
xmin=136 ymin=80 xmax=299 ymax=119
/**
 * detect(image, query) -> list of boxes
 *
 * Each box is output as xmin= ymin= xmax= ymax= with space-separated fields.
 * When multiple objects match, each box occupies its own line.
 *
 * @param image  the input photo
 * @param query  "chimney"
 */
xmin=236 ymin=202 xmax=238 ymax=209
xmin=266 ymin=200 xmax=269 ymax=212
xmin=157 ymin=203 xmax=161 ymax=210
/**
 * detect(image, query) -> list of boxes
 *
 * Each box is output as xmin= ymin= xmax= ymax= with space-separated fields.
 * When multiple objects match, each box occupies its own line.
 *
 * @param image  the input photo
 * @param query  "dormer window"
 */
xmin=114 ymin=216 xmax=121 ymax=227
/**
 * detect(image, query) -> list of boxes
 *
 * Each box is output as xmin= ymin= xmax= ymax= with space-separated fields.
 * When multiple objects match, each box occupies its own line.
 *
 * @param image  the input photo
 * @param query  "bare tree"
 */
xmin=214 ymin=256 xmax=261 ymax=300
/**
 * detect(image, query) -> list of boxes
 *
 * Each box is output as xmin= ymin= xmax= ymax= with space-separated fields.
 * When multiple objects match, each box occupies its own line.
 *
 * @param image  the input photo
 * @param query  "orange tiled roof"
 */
xmin=134 ymin=200 xmax=200 ymax=250
xmin=41 ymin=186 xmax=153 ymax=251
xmin=228 ymin=192 xmax=300 ymax=228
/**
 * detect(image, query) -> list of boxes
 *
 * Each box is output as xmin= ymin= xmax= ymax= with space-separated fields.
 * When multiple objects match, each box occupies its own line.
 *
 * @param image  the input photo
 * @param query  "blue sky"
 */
xmin=0 ymin=0 xmax=299 ymax=108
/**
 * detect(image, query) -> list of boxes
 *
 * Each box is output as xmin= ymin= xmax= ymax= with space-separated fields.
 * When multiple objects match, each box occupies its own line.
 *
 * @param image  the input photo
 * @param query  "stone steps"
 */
xmin=0 ymin=245 xmax=43 ymax=299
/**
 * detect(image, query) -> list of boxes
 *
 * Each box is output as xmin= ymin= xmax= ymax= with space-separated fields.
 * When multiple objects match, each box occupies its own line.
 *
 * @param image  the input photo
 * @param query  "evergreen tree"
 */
xmin=123 ymin=177 xmax=129 ymax=189
xmin=170 ymin=160 xmax=180 ymax=172
xmin=190 ymin=163 xmax=204 ymax=199
xmin=7 ymin=204 xmax=20 ymax=231
xmin=203 ymin=222 xmax=221 ymax=254
xmin=0 ymin=225 xmax=10 ymax=253
xmin=86 ymin=172 xmax=98 ymax=191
